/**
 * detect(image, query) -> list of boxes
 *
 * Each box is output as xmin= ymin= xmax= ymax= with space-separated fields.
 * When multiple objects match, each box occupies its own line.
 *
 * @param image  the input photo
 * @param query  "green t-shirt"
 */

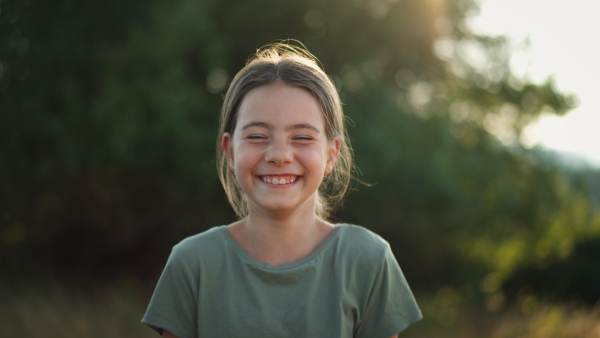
xmin=142 ymin=224 xmax=422 ymax=338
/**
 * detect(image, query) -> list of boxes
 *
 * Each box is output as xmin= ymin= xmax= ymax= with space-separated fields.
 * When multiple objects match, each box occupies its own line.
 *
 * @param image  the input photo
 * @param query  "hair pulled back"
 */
xmin=216 ymin=41 xmax=353 ymax=219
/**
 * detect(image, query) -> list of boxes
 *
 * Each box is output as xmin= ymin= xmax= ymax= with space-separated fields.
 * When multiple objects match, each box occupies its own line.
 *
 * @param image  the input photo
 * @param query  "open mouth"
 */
xmin=260 ymin=175 xmax=299 ymax=185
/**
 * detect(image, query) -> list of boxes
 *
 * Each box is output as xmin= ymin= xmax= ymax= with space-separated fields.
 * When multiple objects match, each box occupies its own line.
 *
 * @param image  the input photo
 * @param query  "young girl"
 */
xmin=142 ymin=42 xmax=422 ymax=338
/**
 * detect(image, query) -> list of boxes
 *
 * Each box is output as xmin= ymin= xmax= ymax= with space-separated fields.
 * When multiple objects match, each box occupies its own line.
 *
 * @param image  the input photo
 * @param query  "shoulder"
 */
xmin=335 ymin=224 xmax=390 ymax=252
xmin=167 ymin=226 xmax=228 ymax=267
xmin=333 ymin=224 xmax=393 ymax=267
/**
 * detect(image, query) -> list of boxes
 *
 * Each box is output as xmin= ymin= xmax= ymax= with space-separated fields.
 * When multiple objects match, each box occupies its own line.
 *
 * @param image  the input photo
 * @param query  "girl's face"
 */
xmin=222 ymin=82 xmax=340 ymax=217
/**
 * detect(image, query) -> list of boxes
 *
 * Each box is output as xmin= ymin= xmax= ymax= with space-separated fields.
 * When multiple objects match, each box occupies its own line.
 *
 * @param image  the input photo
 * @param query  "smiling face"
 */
xmin=222 ymin=82 xmax=340 ymax=218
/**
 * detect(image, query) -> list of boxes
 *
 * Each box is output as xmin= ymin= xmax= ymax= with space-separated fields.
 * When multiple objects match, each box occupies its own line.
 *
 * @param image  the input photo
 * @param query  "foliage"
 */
xmin=1 ymin=0 xmax=598 ymax=309
xmin=504 ymin=236 xmax=600 ymax=306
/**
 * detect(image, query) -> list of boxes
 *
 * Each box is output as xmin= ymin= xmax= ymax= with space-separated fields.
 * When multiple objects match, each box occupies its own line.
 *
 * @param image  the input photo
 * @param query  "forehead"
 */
xmin=236 ymin=82 xmax=325 ymax=130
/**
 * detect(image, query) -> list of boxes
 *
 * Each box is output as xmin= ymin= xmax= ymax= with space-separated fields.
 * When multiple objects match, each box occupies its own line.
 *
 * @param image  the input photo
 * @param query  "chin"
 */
xmin=252 ymin=200 xmax=311 ymax=215
xmin=263 ymin=204 xmax=298 ymax=213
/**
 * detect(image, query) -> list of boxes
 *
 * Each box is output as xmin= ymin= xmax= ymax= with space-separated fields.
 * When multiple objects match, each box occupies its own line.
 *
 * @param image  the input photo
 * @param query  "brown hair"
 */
xmin=216 ymin=41 xmax=353 ymax=219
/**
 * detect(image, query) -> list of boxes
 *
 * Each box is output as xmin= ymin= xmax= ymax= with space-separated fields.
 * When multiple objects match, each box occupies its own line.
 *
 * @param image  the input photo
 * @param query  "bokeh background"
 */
xmin=2 ymin=0 xmax=599 ymax=336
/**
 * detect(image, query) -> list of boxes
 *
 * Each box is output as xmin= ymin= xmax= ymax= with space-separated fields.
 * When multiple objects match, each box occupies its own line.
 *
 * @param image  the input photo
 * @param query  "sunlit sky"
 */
xmin=469 ymin=0 xmax=600 ymax=167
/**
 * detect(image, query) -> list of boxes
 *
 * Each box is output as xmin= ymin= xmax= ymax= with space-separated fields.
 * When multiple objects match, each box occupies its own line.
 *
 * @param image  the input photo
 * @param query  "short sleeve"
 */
xmin=141 ymin=244 xmax=199 ymax=338
xmin=354 ymin=244 xmax=422 ymax=338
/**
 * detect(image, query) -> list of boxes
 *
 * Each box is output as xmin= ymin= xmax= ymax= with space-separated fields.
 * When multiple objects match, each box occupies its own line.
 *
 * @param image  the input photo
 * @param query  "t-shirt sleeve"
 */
xmin=141 ymin=243 xmax=198 ymax=338
xmin=354 ymin=244 xmax=422 ymax=338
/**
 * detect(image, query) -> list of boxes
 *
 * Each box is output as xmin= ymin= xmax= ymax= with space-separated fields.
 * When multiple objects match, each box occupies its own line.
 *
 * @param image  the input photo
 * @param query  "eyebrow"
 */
xmin=241 ymin=121 xmax=321 ymax=133
xmin=241 ymin=121 xmax=270 ymax=130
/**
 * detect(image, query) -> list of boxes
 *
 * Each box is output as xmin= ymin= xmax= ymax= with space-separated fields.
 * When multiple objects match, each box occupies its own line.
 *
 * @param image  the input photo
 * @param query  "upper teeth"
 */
xmin=262 ymin=176 xmax=297 ymax=184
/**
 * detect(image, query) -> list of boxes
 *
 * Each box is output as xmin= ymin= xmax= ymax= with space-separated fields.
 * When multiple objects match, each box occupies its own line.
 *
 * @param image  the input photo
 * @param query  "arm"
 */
xmin=162 ymin=329 xmax=178 ymax=338
xmin=142 ymin=242 xmax=199 ymax=337
xmin=353 ymin=237 xmax=422 ymax=338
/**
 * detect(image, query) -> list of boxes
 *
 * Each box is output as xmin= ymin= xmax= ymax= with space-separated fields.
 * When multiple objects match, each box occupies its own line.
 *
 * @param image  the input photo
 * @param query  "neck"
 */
xmin=229 ymin=204 xmax=334 ymax=266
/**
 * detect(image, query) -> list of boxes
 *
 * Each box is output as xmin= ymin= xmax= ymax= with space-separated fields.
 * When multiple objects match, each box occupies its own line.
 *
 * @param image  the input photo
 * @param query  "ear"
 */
xmin=325 ymin=138 xmax=341 ymax=175
xmin=221 ymin=133 xmax=234 ymax=171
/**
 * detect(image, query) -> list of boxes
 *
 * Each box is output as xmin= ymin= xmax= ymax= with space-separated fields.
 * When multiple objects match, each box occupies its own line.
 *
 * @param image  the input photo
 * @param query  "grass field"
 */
xmin=1 ymin=284 xmax=599 ymax=337
xmin=0 ymin=283 xmax=152 ymax=338
xmin=404 ymin=292 xmax=600 ymax=338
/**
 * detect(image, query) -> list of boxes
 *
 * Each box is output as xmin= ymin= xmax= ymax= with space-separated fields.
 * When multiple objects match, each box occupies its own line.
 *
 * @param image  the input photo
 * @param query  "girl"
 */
xmin=142 ymin=42 xmax=422 ymax=338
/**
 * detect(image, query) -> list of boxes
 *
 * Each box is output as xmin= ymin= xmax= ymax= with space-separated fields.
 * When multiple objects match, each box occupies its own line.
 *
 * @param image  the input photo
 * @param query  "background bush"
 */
xmin=1 ymin=0 xmax=599 ymax=308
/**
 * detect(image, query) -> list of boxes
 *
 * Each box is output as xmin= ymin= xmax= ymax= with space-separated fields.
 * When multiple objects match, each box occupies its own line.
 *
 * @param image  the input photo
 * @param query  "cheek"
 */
xmin=232 ymin=146 xmax=261 ymax=173
xmin=300 ymin=149 xmax=329 ymax=172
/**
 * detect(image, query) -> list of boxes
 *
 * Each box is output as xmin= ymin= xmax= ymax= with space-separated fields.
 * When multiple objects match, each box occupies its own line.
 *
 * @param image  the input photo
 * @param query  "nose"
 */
xmin=265 ymin=141 xmax=293 ymax=166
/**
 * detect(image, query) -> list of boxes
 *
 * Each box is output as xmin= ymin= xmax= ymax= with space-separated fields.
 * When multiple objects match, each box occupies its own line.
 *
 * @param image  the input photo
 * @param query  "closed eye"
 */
xmin=293 ymin=136 xmax=315 ymax=141
xmin=246 ymin=135 xmax=267 ymax=140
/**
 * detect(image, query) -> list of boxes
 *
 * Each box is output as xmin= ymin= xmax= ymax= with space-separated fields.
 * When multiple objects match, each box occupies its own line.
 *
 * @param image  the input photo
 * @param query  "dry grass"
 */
xmin=404 ymin=294 xmax=600 ymax=338
xmin=1 ymin=284 xmax=599 ymax=337
xmin=0 ymin=283 xmax=153 ymax=338
xmin=482 ymin=305 xmax=600 ymax=338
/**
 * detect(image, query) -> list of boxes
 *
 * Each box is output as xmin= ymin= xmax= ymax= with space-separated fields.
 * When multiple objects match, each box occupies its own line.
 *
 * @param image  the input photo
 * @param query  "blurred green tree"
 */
xmin=1 ymin=0 xmax=597 ymax=305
